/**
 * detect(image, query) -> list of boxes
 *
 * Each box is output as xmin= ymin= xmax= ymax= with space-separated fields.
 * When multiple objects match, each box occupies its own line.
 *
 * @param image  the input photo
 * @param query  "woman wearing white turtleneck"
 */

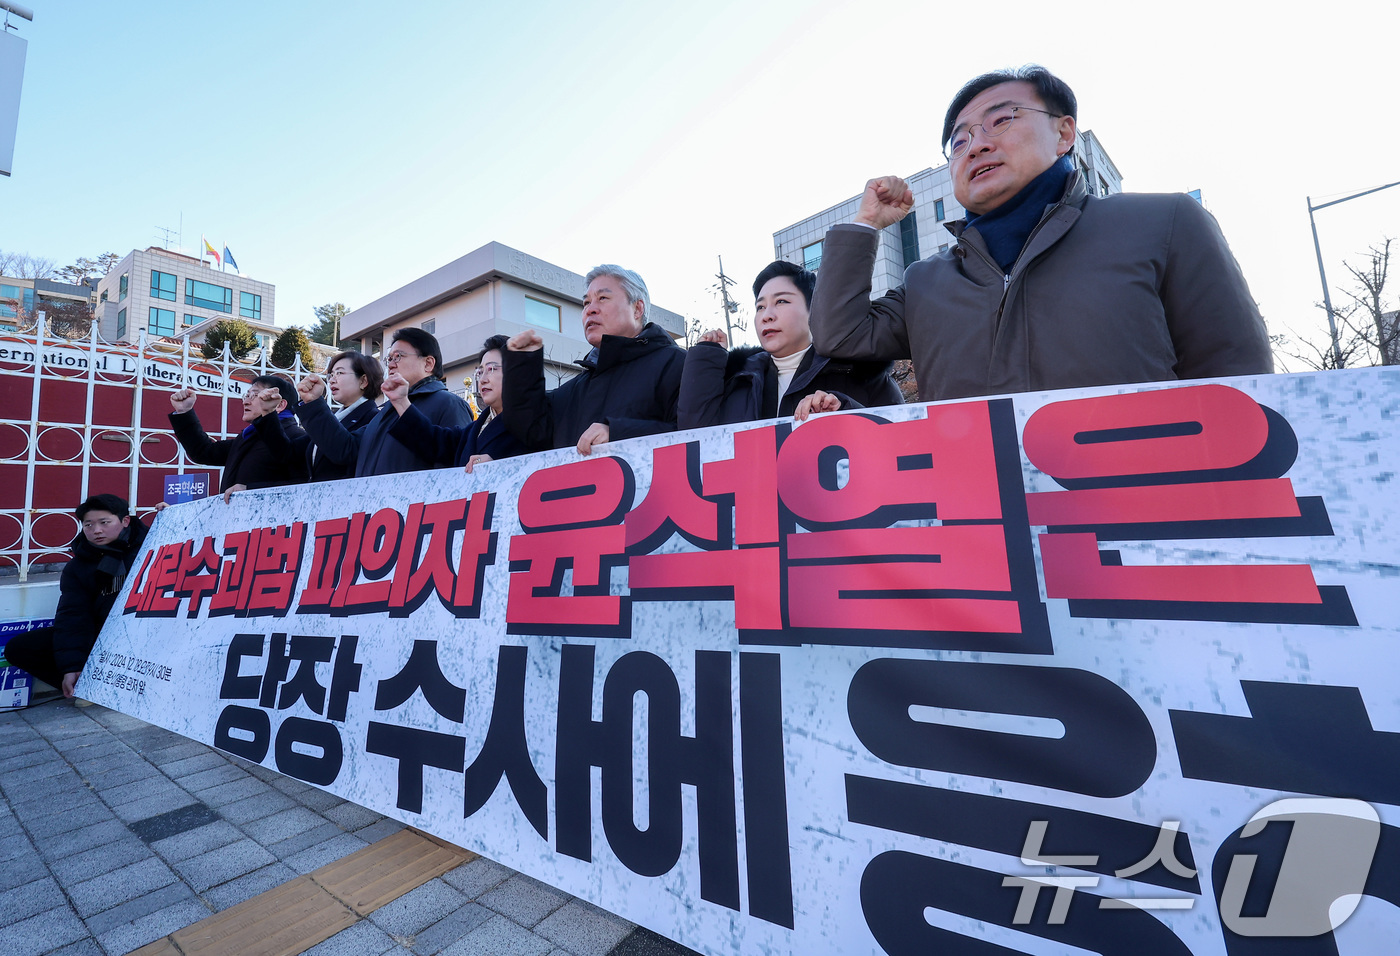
xmin=677 ymin=261 xmax=903 ymax=429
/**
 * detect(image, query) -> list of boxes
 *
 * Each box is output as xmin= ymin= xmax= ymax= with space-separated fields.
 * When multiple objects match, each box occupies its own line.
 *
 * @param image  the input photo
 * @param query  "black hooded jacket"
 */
xmin=51 ymin=519 xmax=149 ymax=674
xmin=502 ymin=322 xmax=684 ymax=451
xmin=169 ymin=409 xmax=309 ymax=492
xmin=678 ymin=343 xmax=903 ymax=429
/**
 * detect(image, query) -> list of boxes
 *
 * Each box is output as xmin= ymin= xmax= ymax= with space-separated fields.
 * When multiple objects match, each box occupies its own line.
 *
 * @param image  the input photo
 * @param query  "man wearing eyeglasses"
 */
xmin=296 ymin=326 xmax=472 ymax=477
xmin=809 ymin=65 xmax=1272 ymax=402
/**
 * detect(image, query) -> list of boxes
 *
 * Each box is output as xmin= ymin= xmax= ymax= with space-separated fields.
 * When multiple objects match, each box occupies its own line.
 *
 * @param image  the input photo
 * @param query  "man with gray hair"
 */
xmin=504 ymin=264 xmax=684 ymax=454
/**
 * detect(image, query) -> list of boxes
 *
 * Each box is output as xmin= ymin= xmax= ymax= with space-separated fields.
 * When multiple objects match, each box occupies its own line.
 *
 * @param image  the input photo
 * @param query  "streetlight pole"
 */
xmin=1306 ymin=180 xmax=1400 ymax=369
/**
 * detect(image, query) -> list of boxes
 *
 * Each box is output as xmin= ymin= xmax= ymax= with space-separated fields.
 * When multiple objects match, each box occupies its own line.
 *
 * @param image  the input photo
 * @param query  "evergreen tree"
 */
xmin=200 ymin=319 xmax=260 ymax=360
xmin=270 ymin=326 xmax=316 ymax=371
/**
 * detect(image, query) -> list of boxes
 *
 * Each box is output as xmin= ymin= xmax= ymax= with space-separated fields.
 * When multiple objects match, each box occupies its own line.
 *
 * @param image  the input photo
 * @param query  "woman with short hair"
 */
xmin=678 ymin=260 xmax=902 ymax=428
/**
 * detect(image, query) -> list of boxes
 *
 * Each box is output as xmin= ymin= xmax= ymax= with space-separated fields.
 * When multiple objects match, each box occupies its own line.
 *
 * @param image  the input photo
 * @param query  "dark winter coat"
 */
xmin=388 ymin=405 xmax=527 ymax=468
xmin=297 ymin=377 xmax=473 ymax=477
xmin=51 ymin=519 xmax=149 ymax=674
xmin=258 ymin=397 xmax=379 ymax=482
xmin=502 ymin=322 xmax=684 ymax=451
xmin=678 ymin=343 xmax=903 ymax=429
xmin=810 ymin=172 xmax=1273 ymax=402
xmin=169 ymin=409 xmax=309 ymax=493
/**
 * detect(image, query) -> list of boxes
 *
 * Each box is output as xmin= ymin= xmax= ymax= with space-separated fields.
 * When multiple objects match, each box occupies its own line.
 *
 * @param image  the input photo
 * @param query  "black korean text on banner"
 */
xmin=630 ymin=402 xmax=1051 ymax=653
xmin=1023 ymin=384 xmax=1356 ymax=625
xmin=215 ymin=631 xmax=362 ymax=786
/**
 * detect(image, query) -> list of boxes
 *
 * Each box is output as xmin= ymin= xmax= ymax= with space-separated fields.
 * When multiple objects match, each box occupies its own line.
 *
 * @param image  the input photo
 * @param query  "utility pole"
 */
xmin=713 ymin=256 xmax=746 ymax=344
xmin=1307 ymin=179 xmax=1400 ymax=369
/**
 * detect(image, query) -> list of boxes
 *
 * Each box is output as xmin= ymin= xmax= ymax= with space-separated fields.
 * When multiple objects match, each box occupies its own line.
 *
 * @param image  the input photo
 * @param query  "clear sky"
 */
xmin=4 ymin=0 xmax=1397 ymax=362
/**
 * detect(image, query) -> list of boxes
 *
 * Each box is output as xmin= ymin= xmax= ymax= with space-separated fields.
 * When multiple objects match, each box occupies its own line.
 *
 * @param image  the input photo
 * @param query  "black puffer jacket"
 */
xmin=678 ymin=343 xmax=903 ymax=429
xmin=51 ymin=519 xmax=149 ymax=674
xmin=169 ymin=410 xmax=309 ymax=492
xmin=258 ymin=397 xmax=380 ymax=482
xmin=502 ymin=322 xmax=684 ymax=451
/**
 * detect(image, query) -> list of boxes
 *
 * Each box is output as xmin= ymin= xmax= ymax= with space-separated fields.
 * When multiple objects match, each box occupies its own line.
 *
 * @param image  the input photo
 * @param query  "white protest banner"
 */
xmin=81 ymin=369 xmax=1400 ymax=955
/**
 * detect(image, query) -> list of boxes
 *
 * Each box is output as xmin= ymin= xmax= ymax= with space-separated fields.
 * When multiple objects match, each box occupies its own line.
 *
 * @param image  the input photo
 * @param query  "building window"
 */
xmin=421 ymin=317 xmax=436 ymax=335
xmin=186 ymin=278 xmax=233 ymax=313
xmin=2 ymin=283 xmax=20 ymax=300
xmin=899 ymin=211 xmax=920 ymax=270
xmin=0 ymin=285 xmax=17 ymax=317
xmin=150 ymin=270 xmax=177 ymax=301
xmin=0 ymin=304 xmax=13 ymax=319
xmin=118 ymin=273 xmax=128 ymax=301
xmin=183 ymin=313 xmax=200 ymax=327
xmin=117 ymin=309 xmax=127 ymax=338
xmin=524 ymin=297 xmax=560 ymax=332
xmin=934 ymin=199 xmax=945 ymax=221
xmin=100 ymin=290 xmax=108 ymax=302
xmin=149 ymin=307 xmax=176 ymax=337
xmin=239 ymin=291 xmax=261 ymax=320
xmin=802 ymin=240 xmax=823 ymax=272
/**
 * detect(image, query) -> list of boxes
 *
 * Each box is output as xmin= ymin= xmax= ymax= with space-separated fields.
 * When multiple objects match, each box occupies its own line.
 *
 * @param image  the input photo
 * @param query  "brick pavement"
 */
xmin=0 ymin=698 xmax=700 ymax=956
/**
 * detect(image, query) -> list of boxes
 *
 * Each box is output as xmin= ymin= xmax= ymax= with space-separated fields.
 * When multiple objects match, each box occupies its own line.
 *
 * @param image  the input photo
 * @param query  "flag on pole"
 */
xmin=223 ymin=246 xmax=239 ymax=271
xmin=202 ymin=236 xmax=221 ymax=266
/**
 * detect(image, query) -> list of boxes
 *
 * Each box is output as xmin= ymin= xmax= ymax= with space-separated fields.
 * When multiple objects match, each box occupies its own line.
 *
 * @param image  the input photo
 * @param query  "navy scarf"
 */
xmin=964 ymin=154 xmax=1074 ymax=273
xmin=240 ymin=408 xmax=295 ymax=439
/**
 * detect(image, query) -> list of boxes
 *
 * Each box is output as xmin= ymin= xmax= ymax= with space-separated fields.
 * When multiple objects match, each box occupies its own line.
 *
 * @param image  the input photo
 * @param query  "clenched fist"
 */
xmin=854 ymin=176 xmax=915 ymax=230
xmin=508 ymin=330 xmax=543 ymax=352
xmin=297 ymin=374 xmax=325 ymax=403
xmin=169 ymin=387 xmax=197 ymax=414
xmin=699 ymin=329 xmax=728 ymax=347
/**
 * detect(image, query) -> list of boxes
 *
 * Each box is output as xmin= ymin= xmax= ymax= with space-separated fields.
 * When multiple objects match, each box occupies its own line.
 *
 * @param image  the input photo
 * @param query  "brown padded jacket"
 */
xmin=809 ymin=173 xmax=1273 ymax=402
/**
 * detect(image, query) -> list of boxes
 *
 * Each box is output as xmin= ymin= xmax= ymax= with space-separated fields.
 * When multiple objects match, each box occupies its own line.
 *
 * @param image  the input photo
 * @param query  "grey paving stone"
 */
xmin=10 ymin=785 xmax=103 ymax=821
xmin=0 ymin=876 xmax=66 ymax=928
xmin=99 ymin=777 xmax=188 ymax=809
xmin=144 ymin=741 xmax=210 ymax=766
xmin=108 ymin=790 xmax=199 ymax=823
xmin=197 ymin=774 xmax=273 ymax=808
xmin=442 ymin=857 xmax=516 ymax=899
xmin=217 ymin=788 xmax=297 ymax=824
xmin=410 ymin=901 xmax=494 ymax=955
xmin=323 ymin=800 xmax=383 ymax=832
xmin=23 ymin=801 xmax=112 ymax=838
xmin=82 ymin=763 xmax=164 ymax=792
xmin=70 ymin=749 xmax=141 ymax=775
xmin=0 ymin=859 xmax=43 ymax=893
xmin=160 ymin=751 xmax=229 ymax=779
xmin=441 ymin=914 xmax=553 ymax=956
xmin=174 ymin=838 xmax=277 ymax=893
xmin=0 ymin=744 xmax=58 ymax=771
xmin=67 ymin=855 xmax=179 ymax=918
xmin=9 ymin=752 xmax=71 ymax=779
xmin=534 ymin=899 xmax=635 ymax=956
xmin=95 ymin=898 xmax=212 ymax=955
xmin=283 ymin=832 xmax=368 ymax=874
xmin=49 ymin=836 xmax=151 ymax=887
xmin=241 ymin=805 xmax=327 ymax=845
xmin=355 ymin=817 xmax=406 ymax=844
xmin=7 ymin=769 xmax=86 ymax=805
xmin=151 ymin=820 xmax=244 ymax=862
xmin=201 ymin=861 xmax=298 ymax=911
xmin=265 ymin=820 xmax=343 ymax=858
xmin=0 ymin=832 xmax=35 ymax=862
xmin=33 ymin=818 xmax=130 ymax=861
xmin=301 ymin=918 xmax=402 ymax=956
xmin=0 ymin=904 xmax=88 ymax=956
xmin=478 ymin=874 xmax=572 ymax=928
xmin=367 ymin=878 xmax=469 ymax=936
xmin=82 ymin=880 xmax=199 ymax=936
xmin=179 ymin=763 xmax=248 ymax=792
xmin=47 ymin=939 xmax=106 ymax=956
xmin=63 ymin=738 xmax=130 ymax=764
xmin=269 ymin=774 xmax=316 ymax=796
xmin=297 ymin=787 xmax=345 ymax=812
xmin=608 ymin=927 xmax=703 ymax=956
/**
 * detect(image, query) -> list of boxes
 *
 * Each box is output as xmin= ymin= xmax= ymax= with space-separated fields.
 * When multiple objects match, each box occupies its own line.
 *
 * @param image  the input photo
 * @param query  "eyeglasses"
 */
xmin=384 ymin=349 xmax=420 ymax=365
xmin=944 ymin=106 xmax=1060 ymax=161
xmin=477 ymin=362 xmax=502 ymax=375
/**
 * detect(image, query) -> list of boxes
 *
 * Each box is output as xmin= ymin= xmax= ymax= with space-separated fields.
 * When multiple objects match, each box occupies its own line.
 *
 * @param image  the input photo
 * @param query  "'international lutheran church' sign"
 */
xmin=82 ymin=369 xmax=1400 ymax=956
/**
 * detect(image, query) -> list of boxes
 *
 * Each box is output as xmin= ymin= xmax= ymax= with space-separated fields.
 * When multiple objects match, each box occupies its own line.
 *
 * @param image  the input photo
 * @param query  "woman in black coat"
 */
xmin=678 ymin=260 xmax=902 ymax=429
xmin=387 ymin=335 xmax=528 ymax=472
xmin=256 ymin=351 xmax=383 ymax=482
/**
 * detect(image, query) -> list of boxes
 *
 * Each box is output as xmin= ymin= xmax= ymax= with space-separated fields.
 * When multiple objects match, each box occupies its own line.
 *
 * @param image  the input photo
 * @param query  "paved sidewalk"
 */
xmin=0 ymin=697 xmax=699 ymax=956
